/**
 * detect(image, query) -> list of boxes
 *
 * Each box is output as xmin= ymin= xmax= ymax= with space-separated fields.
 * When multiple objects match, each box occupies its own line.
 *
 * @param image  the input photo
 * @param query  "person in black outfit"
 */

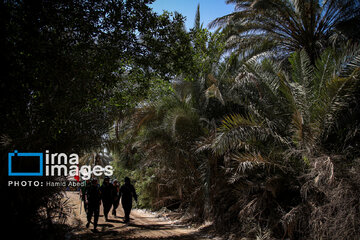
xmin=80 ymin=179 xmax=90 ymax=214
xmin=86 ymin=178 xmax=101 ymax=232
xmin=120 ymin=177 xmax=138 ymax=223
xmin=112 ymin=179 xmax=120 ymax=217
xmin=100 ymin=176 xmax=113 ymax=221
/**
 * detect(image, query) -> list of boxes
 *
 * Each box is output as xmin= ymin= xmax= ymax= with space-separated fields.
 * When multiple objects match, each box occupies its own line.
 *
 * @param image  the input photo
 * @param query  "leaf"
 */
xmin=205 ymin=84 xmax=225 ymax=105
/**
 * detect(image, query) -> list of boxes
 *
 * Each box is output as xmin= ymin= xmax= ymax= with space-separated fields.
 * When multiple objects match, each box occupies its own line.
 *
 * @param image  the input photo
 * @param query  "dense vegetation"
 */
xmin=1 ymin=0 xmax=193 ymax=238
xmin=2 ymin=0 xmax=360 ymax=239
xmin=108 ymin=1 xmax=360 ymax=239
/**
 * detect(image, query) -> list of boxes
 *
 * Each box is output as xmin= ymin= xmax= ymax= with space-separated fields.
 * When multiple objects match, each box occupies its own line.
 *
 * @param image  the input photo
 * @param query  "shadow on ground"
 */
xmin=72 ymin=221 xmax=204 ymax=240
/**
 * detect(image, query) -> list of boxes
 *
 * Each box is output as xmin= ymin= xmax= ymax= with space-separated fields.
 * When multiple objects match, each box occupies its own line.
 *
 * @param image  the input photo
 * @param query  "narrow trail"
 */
xmin=64 ymin=191 xmax=211 ymax=240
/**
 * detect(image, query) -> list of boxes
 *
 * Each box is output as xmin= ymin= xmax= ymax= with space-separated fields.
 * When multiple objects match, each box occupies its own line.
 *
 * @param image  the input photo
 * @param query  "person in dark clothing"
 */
xmin=80 ymin=179 xmax=90 ymax=213
xmin=112 ymin=179 xmax=120 ymax=217
xmin=120 ymin=177 xmax=137 ymax=223
xmin=100 ymin=176 xmax=113 ymax=221
xmin=86 ymin=178 xmax=101 ymax=232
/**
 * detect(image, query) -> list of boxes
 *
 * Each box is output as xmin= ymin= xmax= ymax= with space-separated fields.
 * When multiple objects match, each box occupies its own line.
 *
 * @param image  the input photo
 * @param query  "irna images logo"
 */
xmin=8 ymin=150 xmax=43 ymax=176
xmin=8 ymin=150 xmax=113 ymax=180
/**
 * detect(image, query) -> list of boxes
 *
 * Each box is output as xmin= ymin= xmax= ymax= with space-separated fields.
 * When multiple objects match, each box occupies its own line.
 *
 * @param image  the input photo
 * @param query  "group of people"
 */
xmin=80 ymin=176 xmax=138 ymax=232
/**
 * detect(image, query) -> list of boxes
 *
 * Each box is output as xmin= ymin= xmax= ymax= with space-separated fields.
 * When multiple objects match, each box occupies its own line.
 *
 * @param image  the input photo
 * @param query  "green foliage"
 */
xmin=108 ymin=7 xmax=229 ymax=215
xmin=106 ymin=2 xmax=360 ymax=238
xmin=7 ymin=1 xmax=357 ymax=239
xmin=112 ymin=159 xmax=156 ymax=209
xmin=221 ymin=47 xmax=360 ymax=156
xmin=108 ymin=85 xmax=204 ymax=210
xmin=212 ymin=0 xmax=360 ymax=64
xmin=1 ymin=1 xmax=196 ymax=238
xmin=189 ymin=28 xmax=225 ymax=81
xmin=1 ymin=0 xmax=190 ymax=153
xmin=205 ymin=46 xmax=360 ymax=238
xmin=139 ymin=11 xmax=195 ymax=80
xmin=194 ymin=4 xmax=201 ymax=30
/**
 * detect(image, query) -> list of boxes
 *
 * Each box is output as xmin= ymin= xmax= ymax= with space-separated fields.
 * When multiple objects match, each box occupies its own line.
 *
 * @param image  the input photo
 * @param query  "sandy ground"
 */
xmin=63 ymin=191 xmax=212 ymax=240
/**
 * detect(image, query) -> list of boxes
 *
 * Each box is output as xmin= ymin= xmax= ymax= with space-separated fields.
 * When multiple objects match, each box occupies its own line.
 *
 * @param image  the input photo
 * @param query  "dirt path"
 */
xmin=64 ymin=191 xmax=210 ymax=240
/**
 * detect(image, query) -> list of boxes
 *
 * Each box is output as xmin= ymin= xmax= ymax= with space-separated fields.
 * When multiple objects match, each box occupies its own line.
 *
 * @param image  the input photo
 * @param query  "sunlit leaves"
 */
xmin=212 ymin=0 xmax=360 ymax=65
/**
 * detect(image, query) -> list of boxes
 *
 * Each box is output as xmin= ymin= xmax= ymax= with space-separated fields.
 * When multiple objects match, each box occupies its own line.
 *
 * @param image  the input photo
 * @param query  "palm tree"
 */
xmin=196 ymin=46 xmax=360 ymax=237
xmin=211 ymin=0 xmax=360 ymax=64
xmin=106 ymin=80 xmax=204 ymax=206
xmin=207 ymin=45 xmax=360 ymax=161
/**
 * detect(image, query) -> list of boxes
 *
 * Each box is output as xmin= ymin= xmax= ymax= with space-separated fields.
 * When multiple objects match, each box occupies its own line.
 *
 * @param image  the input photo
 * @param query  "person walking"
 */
xmin=112 ymin=179 xmax=120 ymax=217
xmin=100 ymin=176 xmax=113 ymax=221
xmin=120 ymin=177 xmax=137 ymax=223
xmin=80 ymin=179 xmax=90 ymax=214
xmin=85 ymin=178 xmax=101 ymax=232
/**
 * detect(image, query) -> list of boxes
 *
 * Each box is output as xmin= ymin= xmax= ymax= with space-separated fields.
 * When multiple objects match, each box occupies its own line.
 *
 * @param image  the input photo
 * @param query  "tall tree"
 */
xmin=194 ymin=4 xmax=201 ymax=30
xmin=1 ymin=1 xmax=193 ymax=238
xmin=198 ymin=46 xmax=360 ymax=238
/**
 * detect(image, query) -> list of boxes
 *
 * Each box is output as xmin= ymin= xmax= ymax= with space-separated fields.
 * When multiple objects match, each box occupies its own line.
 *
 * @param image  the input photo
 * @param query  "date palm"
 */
xmin=211 ymin=0 xmax=360 ymax=64
xmin=196 ymin=46 xmax=360 ymax=237
xmin=208 ymin=45 xmax=360 ymax=163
